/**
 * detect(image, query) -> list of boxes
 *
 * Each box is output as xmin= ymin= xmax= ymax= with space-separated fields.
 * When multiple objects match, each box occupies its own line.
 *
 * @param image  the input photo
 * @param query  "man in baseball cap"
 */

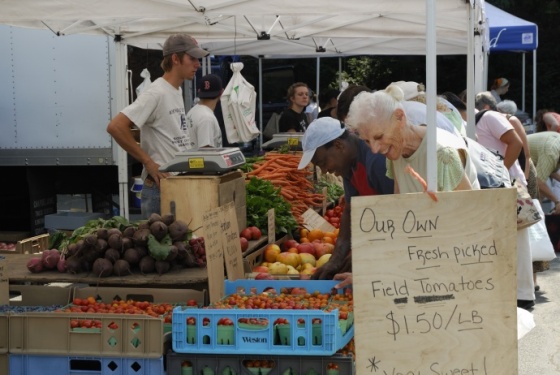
xmin=298 ymin=117 xmax=393 ymax=280
xmin=185 ymin=74 xmax=224 ymax=148
xmin=107 ymin=33 xmax=208 ymax=219
xmin=163 ymin=33 xmax=209 ymax=59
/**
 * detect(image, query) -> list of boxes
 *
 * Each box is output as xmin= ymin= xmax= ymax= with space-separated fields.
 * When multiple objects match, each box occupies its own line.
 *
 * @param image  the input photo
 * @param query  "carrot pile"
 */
xmin=245 ymin=153 xmax=325 ymax=223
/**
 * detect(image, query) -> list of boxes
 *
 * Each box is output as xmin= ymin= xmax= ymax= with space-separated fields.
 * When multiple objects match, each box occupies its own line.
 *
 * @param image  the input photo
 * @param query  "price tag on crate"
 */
xmin=351 ymin=189 xmax=518 ymax=375
xmin=301 ymin=208 xmax=335 ymax=233
xmin=267 ymin=208 xmax=275 ymax=244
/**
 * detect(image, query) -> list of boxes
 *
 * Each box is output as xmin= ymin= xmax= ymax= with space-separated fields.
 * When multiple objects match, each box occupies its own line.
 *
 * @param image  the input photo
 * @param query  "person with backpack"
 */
xmin=474 ymin=91 xmax=535 ymax=310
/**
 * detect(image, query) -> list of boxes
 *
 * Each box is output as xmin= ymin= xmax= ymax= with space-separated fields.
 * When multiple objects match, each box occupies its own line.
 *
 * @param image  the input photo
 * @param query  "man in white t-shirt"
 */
xmin=106 ymin=33 xmax=208 ymax=218
xmin=186 ymin=74 xmax=224 ymax=149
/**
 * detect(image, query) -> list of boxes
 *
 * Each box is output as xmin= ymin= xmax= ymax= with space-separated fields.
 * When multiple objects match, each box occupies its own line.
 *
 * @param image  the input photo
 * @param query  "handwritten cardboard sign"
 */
xmin=267 ymin=208 xmax=275 ymax=244
xmin=351 ymin=189 xmax=518 ymax=375
xmin=221 ymin=201 xmax=244 ymax=282
xmin=203 ymin=202 xmax=245 ymax=303
xmin=301 ymin=208 xmax=335 ymax=232
xmin=202 ymin=207 xmax=225 ymax=304
xmin=0 ymin=256 xmax=8 ymax=305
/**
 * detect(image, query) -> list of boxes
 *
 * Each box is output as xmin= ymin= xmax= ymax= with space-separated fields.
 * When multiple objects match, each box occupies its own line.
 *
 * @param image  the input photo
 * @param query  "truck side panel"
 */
xmin=0 ymin=25 xmax=116 ymax=166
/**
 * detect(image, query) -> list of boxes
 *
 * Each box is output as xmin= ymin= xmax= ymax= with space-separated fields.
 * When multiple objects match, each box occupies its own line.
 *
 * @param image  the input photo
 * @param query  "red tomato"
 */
xmin=334 ymin=206 xmax=343 ymax=215
xmin=329 ymin=217 xmax=340 ymax=224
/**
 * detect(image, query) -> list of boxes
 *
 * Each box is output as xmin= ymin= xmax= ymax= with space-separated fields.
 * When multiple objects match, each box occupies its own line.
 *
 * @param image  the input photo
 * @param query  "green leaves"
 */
xmin=245 ymin=177 xmax=298 ymax=236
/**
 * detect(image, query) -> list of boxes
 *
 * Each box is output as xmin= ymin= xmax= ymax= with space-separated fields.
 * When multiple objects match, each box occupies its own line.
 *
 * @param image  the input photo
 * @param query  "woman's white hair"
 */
xmin=496 ymin=99 xmax=518 ymax=115
xmin=345 ymin=85 xmax=404 ymax=131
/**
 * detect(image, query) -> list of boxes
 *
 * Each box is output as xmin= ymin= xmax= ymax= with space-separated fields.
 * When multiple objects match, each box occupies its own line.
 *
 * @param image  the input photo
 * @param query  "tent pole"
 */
xmin=533 ymin=50 xmax=537 ymax=123
xmin=522 ymin=53 xmax=526 ymax=113
xmin=338 ymin=57 xmax=342 ymax=90
xmin=425 ymin=0 xmax=437 ymax=192
xmin=115 ymin=40 xmax=130 ymax=219
xmin=466 ymin=3 xmax=476 ymax=140
xmin=258 ymin=56 xmax=263 ymax=151
xmin=316 ymin=57 xmax=320 ymax=112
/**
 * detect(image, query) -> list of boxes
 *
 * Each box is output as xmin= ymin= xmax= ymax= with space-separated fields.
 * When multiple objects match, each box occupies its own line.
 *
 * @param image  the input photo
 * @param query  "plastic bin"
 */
xmin=166 ymin=351 xmax=354 ymax=375
xmin=172 ymin=280 xmax=353 ymax=356
xmin=9 ymin=312 xmax=163 ymax=358
xmin=9 ymin=354 xmax=164 ymax=375
xmin=44 ymin=212 xmax=104 ymax=230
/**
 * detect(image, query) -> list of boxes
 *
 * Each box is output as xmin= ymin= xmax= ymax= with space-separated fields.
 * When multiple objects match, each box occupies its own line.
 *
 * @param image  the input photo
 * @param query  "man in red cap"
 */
xmin=107 ymin=33 xmax=208 ymax=218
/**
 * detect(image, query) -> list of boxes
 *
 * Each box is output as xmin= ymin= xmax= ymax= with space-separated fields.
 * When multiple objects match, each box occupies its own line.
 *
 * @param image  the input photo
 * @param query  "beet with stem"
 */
xmin=92 ymin=258 xmax=113 ymax=278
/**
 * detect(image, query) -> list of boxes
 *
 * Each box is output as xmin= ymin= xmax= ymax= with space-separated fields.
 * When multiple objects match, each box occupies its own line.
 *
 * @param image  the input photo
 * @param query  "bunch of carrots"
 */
xmin=245 ymin=153 xmax=325 ymax=223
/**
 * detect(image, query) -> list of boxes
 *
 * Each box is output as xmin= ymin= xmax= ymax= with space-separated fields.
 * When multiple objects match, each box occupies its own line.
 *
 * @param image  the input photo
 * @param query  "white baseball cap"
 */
xmin=298 ymin=117 xmax=345 ymax=170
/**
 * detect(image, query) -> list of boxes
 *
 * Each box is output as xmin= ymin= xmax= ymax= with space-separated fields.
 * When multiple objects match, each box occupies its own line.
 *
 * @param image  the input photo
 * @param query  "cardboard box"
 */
xmin=160 ymin=171 xmax=246 ymax=233
xmin=0 ymin=353 xmax=7 ymax=374
xmin=16 ymin=234 xmax=50 ymax=255
xmin=73 ymin=286 xmax=207 ymax=306
xmin=44 ymin=211 xmax=104 ymax=230
xmin=243 ymin=235 xmax=287 ymax=273
xmin=9 ymin=312 xmax=163 ymax=358
xmin=9 ymin=284 xmax=73 ymax=306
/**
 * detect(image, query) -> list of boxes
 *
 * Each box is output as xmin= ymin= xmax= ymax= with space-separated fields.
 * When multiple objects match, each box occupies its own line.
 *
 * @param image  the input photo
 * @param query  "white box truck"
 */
xmin=0 ymin=25 xmax=120 ymax=233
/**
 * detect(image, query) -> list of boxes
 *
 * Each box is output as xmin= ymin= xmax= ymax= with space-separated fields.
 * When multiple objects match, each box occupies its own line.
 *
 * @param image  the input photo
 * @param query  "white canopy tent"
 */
xmin=0 ymin=0 xmax=487 ymax=217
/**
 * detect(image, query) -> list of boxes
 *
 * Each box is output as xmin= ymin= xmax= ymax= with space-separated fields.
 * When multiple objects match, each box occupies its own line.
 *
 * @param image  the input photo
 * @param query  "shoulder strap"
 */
xmin=475 ymin=109 xmax=489 ymax=125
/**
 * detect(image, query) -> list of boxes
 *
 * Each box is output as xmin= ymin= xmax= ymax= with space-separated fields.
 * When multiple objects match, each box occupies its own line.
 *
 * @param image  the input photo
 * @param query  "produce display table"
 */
xmin=4 ymin=253 xmax=207 ymax=290
xmin=4 ymin=237 xmax=268 ymax=290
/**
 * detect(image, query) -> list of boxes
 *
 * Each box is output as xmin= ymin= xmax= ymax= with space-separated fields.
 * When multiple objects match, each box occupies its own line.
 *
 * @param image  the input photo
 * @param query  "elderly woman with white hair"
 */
xmin=344 ymin=85 xmax=479 ymax=194
xmin=332 ymin=85 xmax=480 ymax=290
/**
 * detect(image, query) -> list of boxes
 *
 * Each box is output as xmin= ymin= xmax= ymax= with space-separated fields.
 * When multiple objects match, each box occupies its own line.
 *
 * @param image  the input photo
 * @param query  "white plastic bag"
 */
xmin=517 ymin=307 xmax=535 ymax=340
xmin=528 ymin=199 xmax=557 ymax=261
xmin=135 ymin=68 xmax=151 ymax=97
xmin=221 ymin=63 xmax=260 ymax=143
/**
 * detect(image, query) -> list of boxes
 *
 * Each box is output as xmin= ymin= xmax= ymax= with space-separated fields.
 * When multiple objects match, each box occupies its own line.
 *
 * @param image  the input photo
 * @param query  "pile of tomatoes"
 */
xmin=64 ymin=296 xmax=175 ymax=323
xmin=323 ymin=204 xmax=344 ymax=229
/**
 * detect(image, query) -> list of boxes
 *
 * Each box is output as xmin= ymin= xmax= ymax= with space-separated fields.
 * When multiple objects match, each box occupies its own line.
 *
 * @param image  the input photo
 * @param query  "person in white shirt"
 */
xmin=186 ymin=74 xmax=224 ymax=149
xmin=107 ymin=33 xmax=208 ymax=217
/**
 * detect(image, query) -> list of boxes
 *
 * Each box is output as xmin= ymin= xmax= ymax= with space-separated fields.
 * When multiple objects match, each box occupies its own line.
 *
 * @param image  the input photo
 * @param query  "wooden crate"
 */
xmin=160 ymin=171 xmax=246 ymax=233
xmin=16 ymin=234 xmax=49 ymax=254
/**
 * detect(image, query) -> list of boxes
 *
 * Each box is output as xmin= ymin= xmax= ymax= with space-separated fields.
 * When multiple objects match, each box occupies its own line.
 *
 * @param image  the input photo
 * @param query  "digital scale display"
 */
xmin=261 ymin=132 xmax=304 ymax=150
xmin=159 ymin=147 xmax=246 ymax=174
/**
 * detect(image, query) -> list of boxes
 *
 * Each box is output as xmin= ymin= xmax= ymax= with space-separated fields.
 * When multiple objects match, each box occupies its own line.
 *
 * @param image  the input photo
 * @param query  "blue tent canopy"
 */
xmin=486 ymin=3 xmax=538 ymax=52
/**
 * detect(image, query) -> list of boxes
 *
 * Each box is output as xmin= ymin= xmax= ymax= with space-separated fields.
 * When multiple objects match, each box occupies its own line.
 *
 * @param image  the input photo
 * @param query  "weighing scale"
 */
xmin=159 ymin=147 xmax=246 ymax=174
xmin=261 ymin=132 xmax=304 ymax=150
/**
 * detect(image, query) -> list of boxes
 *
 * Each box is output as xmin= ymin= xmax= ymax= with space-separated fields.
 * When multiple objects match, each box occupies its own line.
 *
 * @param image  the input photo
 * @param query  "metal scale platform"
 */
xmin=261 ymin=132 xmax=304 ymax=150
xmin=159 ymin=147 xmax=246 ymax=174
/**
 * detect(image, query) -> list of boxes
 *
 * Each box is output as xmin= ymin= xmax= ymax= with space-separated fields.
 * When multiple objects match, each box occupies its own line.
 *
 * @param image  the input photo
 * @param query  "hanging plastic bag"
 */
xmin=221 ymin=63 xmax=260 ymax=143
xmin=135 ymin=68 xmax=152 ymax=97
xmin=528 ymin=199 xmax=557 ymax=261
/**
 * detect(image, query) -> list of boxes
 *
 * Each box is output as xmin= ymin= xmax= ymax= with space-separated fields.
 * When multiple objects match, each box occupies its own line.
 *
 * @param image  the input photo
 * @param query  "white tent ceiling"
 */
xmin=1 ymin=0 xmax=482 ymax=57
xmin=0 ymin=0 xmax=487 ymax=215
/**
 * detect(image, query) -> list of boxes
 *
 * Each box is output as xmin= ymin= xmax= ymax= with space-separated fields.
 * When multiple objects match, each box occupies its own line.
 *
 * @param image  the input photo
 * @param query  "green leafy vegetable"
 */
xmin=147 ymin=233 xmax=173 ymax=261
xmin=245 ymin=177 xmax=298 ymax=236
xmin=315 ymin=179 xmax=345 ymax=204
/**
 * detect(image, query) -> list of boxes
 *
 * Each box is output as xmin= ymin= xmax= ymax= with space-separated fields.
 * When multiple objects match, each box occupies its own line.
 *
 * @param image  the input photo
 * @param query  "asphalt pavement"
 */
xmin=518 ymin=255 xmax=560 ymax=374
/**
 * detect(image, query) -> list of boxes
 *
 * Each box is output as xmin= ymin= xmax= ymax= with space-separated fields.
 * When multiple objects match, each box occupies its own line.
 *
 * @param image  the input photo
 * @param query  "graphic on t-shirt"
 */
xmin=180 ymin=114 xmax=187 ymax=131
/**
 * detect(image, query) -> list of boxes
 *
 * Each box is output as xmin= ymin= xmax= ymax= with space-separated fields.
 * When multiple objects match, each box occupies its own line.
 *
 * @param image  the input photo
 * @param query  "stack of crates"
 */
xmin=168 ymin=279 xmax=355 ymax=375
xmin=4 ymin=285 xmax=207 ymax=375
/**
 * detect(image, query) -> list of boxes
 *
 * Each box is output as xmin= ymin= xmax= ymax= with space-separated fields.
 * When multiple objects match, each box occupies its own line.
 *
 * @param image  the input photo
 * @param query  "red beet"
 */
xmin=57 ymin=255 xmax=68 ymax=273
xmin=42 ymin=249 xmax=60 ymax=269
xmin=27 ymin=257 xmax=44 ymax=273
